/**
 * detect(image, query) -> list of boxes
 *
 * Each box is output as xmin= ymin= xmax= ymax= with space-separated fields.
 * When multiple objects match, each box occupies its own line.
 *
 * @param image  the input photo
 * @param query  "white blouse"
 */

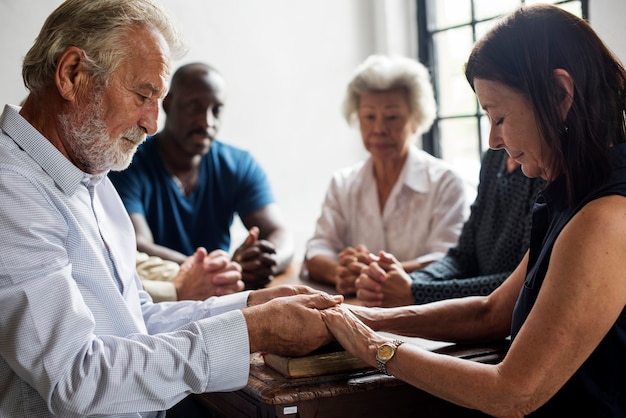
xmin=305 ymin=145 xmax=467 ymax=265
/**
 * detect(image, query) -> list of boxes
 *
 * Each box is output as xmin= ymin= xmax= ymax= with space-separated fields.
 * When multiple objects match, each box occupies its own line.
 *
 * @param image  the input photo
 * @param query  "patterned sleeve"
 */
xmin=409 ymin=149 xmax=543 ymax=305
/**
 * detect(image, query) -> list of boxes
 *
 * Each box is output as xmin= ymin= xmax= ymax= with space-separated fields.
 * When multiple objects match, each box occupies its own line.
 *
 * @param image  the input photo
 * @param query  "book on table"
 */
xmin=263 ymin=341 xmax=372 ymax=378
xmin=262 ymin=335 xmax=454 ymax=379
xmin=263 ymin=332 xmax=510 ymax=379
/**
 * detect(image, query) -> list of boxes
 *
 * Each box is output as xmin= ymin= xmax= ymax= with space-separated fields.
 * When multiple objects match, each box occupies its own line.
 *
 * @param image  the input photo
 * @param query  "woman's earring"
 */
xmin=558 ymin=124 xmax=569 ymax=135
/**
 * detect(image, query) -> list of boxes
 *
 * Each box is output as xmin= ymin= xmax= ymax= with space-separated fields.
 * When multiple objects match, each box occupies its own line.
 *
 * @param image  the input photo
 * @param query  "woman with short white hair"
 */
xmin=304 ymin=54 xmax=466 ymax=295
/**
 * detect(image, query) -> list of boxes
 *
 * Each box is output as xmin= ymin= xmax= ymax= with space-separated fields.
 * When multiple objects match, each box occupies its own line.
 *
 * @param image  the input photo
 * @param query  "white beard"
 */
xmin=58 ymin=90 xmax=146 ymax=174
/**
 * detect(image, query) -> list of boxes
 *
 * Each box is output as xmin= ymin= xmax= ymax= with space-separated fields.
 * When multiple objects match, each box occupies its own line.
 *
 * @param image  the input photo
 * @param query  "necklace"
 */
xmin=157 ymin=138 xmax=199 ymax=195
xmin=170 ymin=167 xmax=199 ymax=195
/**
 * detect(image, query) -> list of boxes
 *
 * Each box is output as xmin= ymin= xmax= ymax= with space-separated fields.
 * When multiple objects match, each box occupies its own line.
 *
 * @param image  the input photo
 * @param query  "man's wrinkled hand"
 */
xmin=243 ymin=292 xmax=343 ymax=356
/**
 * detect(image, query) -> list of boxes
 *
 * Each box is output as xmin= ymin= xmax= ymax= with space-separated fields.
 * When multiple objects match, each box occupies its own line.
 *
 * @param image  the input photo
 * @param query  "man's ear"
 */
xmin=162 ymin=92 xmax=171 ymax=114
xmin=55 ymin=46 xmax=89 ymax=102
xmin=553 ymin=68 xmax=574 ymax=121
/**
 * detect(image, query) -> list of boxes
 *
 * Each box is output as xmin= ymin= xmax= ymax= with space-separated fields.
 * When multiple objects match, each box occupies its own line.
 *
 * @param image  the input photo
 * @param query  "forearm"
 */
xmin=387 ymin=254 xmax=526 ymax=340
xmin=268 ymin=229 xmax=294 ymax=273
xmin=305 ymin=255 xmax=338 ymax=286
xmin=358 ymin=295 xmax=508 ymax=344
xmin=136 ymin=239 xmax=187 ymax=264
xmin=388 ymin=345 xmax=526 ymax=417
xmin=400 ymin=259 xmax=427 ymax=273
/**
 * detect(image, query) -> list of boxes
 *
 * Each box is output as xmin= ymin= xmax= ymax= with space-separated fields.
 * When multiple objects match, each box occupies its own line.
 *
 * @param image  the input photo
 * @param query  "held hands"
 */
xmin=174 ymin=247 xmax=244 ymax=300
xmin=320 ymin=304 xmax=385 ymax=368
xmin=355 ymin=251 xmax=413 ymax=307
xmin=243 ymin=286 xmax=344 ymax=356
xmin=233 ymin=226 xmax=277 ymax=290
xmin=335 ymin=245 xmax=371 ymax=295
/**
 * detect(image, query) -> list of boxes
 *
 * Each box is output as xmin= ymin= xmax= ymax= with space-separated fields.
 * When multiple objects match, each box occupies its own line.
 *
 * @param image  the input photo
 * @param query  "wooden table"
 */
xmin=194 ymin=264 xmax=508 ymax=417
xmin=196 ymin=341 xmax=507 ymax=417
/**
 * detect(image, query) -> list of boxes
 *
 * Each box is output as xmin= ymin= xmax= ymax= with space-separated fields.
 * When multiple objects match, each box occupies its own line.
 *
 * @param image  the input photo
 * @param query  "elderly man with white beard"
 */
xmin=0 ymin=1 xmax=341 ymax=417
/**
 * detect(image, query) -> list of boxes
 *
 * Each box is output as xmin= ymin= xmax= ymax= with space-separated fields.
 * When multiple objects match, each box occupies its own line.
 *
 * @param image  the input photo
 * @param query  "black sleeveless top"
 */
xmin=511 ymin=144 xmax=626 ymax=417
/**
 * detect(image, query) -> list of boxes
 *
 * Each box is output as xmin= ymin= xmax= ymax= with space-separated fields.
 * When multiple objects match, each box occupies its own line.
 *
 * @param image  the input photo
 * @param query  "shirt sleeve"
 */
xmin=305 ymin=174 xmax=348 ymax=261
xmin=411 ymin=270 xmax=511 ymax=304
xmin=0 ymin=168 xmax=251 ymax=417
xmin=234 ymin=151 xmax=275 ymax=218
xmin=408 ymin=149 xmax=536 ymax=305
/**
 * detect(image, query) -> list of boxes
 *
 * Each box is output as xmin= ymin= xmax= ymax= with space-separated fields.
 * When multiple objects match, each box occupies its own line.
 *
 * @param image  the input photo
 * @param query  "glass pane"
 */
xmin=479 ymin=115 xmax=490 ymax=154
xmin=433 ymin=27 xmax=476 ymax=117
xmin=474 ymin=0 xmax=521 ymax=21
xmin=440 ymin=117 xmax=481 ymax=162
xmin=545 ymin=1 xmax=583 ymax=17
xmin=426 ymin=0 xmax=585 ymax=185
xmin=426 ymin=0 xmax=472 ymax=30
xmin=439 ymin=117 xmax=482 ymax=198
xmin=526 ymin=0 xmax=576 ymax=5
xmin=475 ymin=18 xmax=502 ymax=41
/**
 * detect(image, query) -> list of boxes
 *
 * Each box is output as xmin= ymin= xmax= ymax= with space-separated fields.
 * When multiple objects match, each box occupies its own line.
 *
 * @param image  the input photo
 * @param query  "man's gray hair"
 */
xmin=22 ymin=0 xmax=187 ymax=93
xmin=342 ymin=54 xmax=437 ymax=135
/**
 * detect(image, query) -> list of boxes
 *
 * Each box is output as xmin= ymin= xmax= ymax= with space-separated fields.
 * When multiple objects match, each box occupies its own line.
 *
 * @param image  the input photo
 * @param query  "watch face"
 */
xmin=377 ymin=344 xmax=395 ymax=361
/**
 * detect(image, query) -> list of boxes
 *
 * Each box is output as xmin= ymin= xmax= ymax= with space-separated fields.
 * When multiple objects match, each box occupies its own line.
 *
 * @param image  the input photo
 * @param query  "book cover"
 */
xmin=263 ymin=341 xmax=373 ymax=378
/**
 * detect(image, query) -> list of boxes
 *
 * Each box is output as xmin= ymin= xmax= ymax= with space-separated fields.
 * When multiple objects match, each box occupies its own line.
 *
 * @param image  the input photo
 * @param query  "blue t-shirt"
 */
xmin=512 ymin=144 xmax=626 ymax=417
xmin=109 ymin=136 xmax=275 ymax=255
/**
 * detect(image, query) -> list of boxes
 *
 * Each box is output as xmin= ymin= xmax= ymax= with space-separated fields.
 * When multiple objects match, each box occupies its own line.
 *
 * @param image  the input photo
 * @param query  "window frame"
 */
xmin=416 ymin=0 xmax=589 ymax=160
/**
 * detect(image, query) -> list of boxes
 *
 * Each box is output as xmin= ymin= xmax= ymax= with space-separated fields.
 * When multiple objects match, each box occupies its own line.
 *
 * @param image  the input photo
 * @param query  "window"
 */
xmin=416 ymin=0 xmax=589 ymax=190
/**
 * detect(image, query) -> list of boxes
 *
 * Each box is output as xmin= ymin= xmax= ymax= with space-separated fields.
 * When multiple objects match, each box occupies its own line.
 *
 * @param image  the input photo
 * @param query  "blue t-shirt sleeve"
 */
xmin=232 ymin=151 xmax=275 ymax=218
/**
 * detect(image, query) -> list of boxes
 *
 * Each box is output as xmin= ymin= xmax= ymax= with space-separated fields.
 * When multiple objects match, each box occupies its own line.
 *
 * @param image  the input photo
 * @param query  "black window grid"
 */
xmin=416 ymin=0 xmax=589 ymax=160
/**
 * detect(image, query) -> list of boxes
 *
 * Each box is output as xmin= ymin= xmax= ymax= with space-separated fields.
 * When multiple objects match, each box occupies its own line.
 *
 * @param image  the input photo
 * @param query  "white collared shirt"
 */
xmin=306 ymin=145 xmax=467 ymax=264
xmin=0 ymin=105 xmax=251 ymax=418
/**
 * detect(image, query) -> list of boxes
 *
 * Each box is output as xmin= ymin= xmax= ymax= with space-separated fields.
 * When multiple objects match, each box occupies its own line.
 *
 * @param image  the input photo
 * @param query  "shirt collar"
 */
xmin=0 ymin=104 xmax=102 ymax=195
xmin=403 ymin=145 xmax=431 ymax=193
xmin=363 ymin=145 xmax=433 ymax=193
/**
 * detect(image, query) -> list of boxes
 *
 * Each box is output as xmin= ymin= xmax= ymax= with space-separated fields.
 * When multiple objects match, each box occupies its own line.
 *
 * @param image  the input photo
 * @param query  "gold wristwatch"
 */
xmin=376 ymin=339 xmax=404 ymax=375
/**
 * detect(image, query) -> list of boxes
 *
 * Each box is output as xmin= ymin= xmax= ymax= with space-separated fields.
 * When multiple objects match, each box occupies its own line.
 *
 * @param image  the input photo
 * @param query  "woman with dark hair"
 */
xmin=321 ymin=5 xmax=626 ymax=416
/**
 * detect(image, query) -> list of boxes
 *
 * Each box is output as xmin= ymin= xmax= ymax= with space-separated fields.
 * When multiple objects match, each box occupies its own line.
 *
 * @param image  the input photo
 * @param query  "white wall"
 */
xmin=590 ymin=0 xmax=626 ymax=63
xmin=0 ymin=0 xmax=415 ymax=261
xmin=155 ymin=0 xmax=419 ymax=258
xmin=1 ymin=0 xmax=624 ymax=261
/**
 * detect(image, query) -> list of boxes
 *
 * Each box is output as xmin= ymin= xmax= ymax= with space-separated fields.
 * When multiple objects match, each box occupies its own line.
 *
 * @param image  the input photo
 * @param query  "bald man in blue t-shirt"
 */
xmin=110 ymin=63 xmax=294 ymax=297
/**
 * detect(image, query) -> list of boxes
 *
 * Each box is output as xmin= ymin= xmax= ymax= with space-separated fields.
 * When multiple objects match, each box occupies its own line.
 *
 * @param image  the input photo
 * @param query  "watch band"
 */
xmin=377 ymin=339 xmax=404 ymax=375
